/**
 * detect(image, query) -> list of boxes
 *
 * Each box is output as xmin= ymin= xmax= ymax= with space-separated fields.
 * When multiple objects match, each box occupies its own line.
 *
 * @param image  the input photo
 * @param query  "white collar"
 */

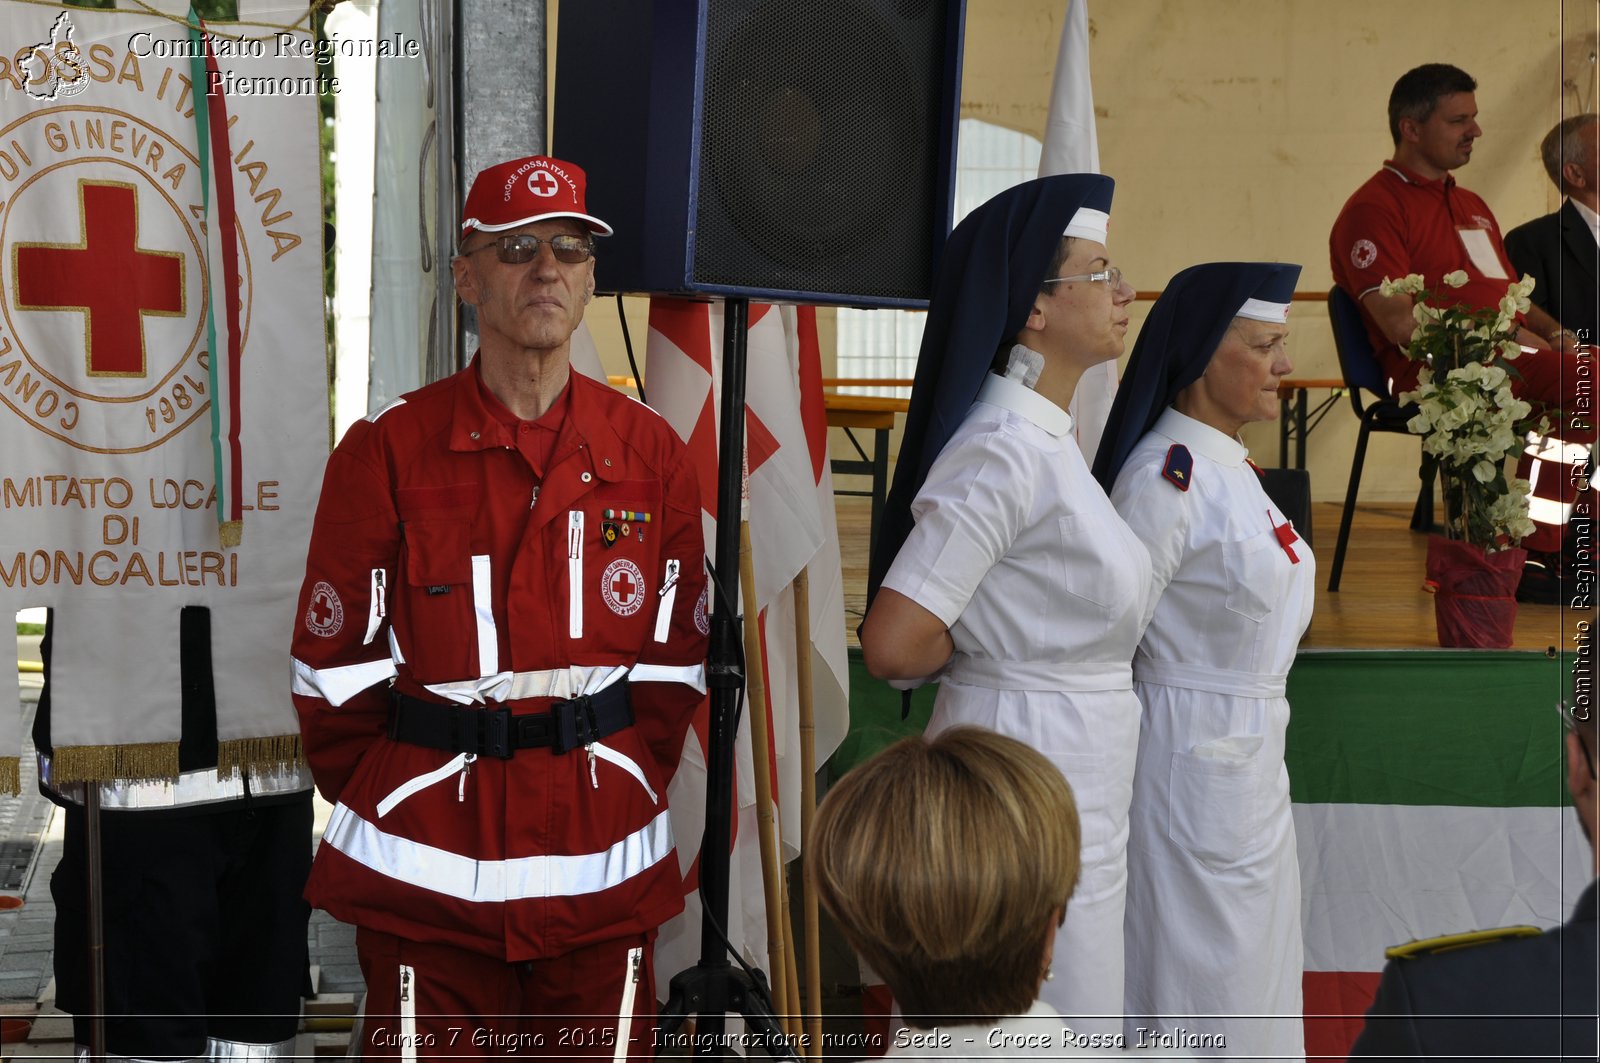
xmin=976 ymin=374 xmax=1073 ymax=439
xmin=1570 ymin=197 xmax=1600 ymax=245
xmin=1154 ymin=407 xmax=1249 ymax=467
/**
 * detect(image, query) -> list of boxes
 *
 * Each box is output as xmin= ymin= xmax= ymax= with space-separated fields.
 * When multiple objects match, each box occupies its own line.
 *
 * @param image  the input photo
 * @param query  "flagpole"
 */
xmin=658 ymin=296 xmax=795 ymax=1060
xmin=738 ymin=523 xmax=793 ymax=1030
xmin=792 ymin=568 xmax=823 ymax=1060
xmin=86 ymin=788 xmax=106 ymax=1060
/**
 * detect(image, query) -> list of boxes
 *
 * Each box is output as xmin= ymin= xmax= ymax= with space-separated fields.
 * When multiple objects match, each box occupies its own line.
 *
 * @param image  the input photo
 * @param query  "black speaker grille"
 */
xmin=694 ymin=0 xmax=947 ymax=300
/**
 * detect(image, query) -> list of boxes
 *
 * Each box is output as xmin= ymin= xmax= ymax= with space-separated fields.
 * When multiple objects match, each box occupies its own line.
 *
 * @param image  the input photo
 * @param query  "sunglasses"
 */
xmin=460 ymin=233 xmax=594 ymax=265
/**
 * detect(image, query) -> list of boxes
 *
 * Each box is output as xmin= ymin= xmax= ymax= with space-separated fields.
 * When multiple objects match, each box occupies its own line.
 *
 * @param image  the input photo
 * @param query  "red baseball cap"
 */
xmin=459 ymin=155 xmax=613 ymax=238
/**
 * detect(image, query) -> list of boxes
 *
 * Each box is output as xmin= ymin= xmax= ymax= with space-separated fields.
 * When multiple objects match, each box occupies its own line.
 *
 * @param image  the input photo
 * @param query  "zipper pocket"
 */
xmin=612 ymin=946 xmax=643 ymax=1063
xmin=364 ymin=568 xmax=387 ymax=646
xmin=399 ymin=963 xmax=417 ymax=1063
xmin=590 ymin=741 xmax=659 ymax=804
xmin=653 ymin=558 xmax=680 ymax=643
xmin=568 ymin=510 xmax=585 ymax=639
xmin=375 ymin=753 xmax=471 ymax=817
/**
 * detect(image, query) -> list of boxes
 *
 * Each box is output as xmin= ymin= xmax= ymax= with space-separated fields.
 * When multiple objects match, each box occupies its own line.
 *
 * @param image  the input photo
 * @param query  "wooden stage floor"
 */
xmin=836 ymin=498 xmax=1589 ymax=653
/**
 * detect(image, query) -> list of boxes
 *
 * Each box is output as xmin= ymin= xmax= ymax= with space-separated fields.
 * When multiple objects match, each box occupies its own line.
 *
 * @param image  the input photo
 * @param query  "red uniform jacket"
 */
xmin=291 ymin=364 xmax=708 ymax=961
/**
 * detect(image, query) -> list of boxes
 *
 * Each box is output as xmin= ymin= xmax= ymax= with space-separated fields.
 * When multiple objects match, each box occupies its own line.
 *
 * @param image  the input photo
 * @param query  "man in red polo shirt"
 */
xmin=1330 ymin=63 xmax=1585 ymax=411
xmin=1330 ymin=64 xmax=1593 ymax=599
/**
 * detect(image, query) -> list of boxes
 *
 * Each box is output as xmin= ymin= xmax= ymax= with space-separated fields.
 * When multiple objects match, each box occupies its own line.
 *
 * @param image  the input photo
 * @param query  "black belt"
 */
xmin=388 ymin=681 xmax=632 ymax=758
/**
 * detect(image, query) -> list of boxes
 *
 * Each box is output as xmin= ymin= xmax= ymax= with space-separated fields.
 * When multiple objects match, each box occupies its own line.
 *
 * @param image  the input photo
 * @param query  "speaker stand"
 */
xmin=657 ymin=298 xmax=797 ymax=1061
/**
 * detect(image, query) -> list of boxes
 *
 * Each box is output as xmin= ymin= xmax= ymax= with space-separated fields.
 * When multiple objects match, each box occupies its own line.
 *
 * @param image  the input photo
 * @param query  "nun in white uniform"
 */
xmin=862 ymin=174 xmax=1152 ymax=1036
xmin=1092 ymin=263 xmax=1314 ymax=1058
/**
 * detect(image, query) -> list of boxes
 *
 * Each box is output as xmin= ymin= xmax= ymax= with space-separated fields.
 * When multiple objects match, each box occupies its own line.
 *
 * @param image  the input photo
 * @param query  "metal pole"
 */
xmin=85 ymin=790 xmax=105 ymax=1060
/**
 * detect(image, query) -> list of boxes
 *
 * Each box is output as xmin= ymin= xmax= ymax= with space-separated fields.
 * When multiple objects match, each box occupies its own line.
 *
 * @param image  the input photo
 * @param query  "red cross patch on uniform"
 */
xmin=305 ymin=581 xmax=344 ymax=638
xmin=600 ymin=558 xmax=646 ymax=616
xmin=1161 ymin=444 xmax=1193 ymax=492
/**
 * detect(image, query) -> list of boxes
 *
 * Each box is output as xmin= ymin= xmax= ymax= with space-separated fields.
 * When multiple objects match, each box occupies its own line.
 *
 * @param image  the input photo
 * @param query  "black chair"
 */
xmin=1326 ymin=286 xmax=1436 ymax=592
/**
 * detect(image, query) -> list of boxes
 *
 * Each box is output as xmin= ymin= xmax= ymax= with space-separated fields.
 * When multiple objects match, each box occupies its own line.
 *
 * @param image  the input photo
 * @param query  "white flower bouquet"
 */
xmin=1380 ymin=270 xmax=1548 ymax=551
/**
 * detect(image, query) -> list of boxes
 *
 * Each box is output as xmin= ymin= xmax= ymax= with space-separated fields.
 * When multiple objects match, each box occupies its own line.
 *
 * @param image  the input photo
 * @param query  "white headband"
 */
xmin=1062 ymin=207 xmax=1109 ymax=243
xmin=1237 ymin=297 xmax=1291 ymax=323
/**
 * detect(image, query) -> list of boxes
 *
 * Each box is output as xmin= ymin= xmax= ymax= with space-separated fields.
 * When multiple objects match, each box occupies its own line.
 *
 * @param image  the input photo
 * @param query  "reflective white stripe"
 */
xmin=364 ymin=568 xmax=387 ymax=646
xmin=376 ymin=753 xmax=469 ymax=817
xmin=291 ymin=656 xmax=397 ymax=707
xmin=654 ymin=558 xmax=680 ymax=643
xmin=614 ymin=947 xmax=643 ymax=1063
xmin=423 ymin=664 xmax=630 ymax=705
xmin=1528 ymin=493 xmax=1575 ymax=525
xmin=592 ymin=741 xmax=658 ymax=804
xmin=389 ymin=624 xmax=407 ymax=665
xmin=205 ymin=1035 xmax=298 ymax=1060
xmin=322 ymin=803 xmax=675 ymax=901
xmin=569 ymin=510 xmax=585 ymax=638
xmin=471 ymin=554 xmax=498 ymax=676
xmin=399 ymin=965 xmax=416 ymax=1063
xmin=1524 ymin=433 xmax=1592 ymax=465
xmin=366 ymin=396 xmax=407 ymax=423
xmin=628 ymin=661 xmax=708 ymax=694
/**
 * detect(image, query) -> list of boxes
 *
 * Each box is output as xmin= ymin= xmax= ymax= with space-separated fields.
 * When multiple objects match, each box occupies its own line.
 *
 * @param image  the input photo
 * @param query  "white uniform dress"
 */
xmin=1109 ymin=408 xmax=1314 ymax=1058
xmin=882 ymin=374 xmax=1153 ymax=1034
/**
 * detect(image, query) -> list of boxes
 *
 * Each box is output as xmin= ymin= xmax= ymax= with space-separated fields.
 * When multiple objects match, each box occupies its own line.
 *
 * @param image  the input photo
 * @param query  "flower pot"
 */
xmin=1425 ymin=536 xmax=1525 ymax=648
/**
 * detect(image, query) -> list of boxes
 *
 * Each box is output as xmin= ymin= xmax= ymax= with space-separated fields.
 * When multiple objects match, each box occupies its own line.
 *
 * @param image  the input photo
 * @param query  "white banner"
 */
xmin=0 ymin=0 xmax=332 ymax=781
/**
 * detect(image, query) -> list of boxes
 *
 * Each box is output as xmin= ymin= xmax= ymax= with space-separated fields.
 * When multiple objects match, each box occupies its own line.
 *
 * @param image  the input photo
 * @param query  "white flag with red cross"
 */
xmin=643 ymin=297 xmax=850 ymax=997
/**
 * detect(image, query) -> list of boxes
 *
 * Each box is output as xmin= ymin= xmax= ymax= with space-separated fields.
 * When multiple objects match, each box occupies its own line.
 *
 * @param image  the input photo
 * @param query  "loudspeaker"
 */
xmin=553 ymin=0 xmax=965 ymax=308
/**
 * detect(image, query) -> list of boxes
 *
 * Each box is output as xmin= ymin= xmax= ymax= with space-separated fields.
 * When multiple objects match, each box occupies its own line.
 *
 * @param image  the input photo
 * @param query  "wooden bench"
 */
xmin=822 ymin=380 xmax=911 ymax=546
xmin=1277 ymin=377 xmax=1346 ymax=469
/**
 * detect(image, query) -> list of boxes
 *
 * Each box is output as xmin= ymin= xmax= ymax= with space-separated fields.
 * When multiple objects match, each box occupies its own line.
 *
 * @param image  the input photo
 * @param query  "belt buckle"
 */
xmin=553 ymin=695 xmax=597 ymax=755
xmin=480 ymin=706 xmax=513 ymax=759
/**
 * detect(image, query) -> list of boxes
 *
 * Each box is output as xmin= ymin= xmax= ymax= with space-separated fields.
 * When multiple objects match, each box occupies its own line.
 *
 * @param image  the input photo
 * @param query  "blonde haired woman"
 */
xmin=811 ymin=727 xmax=1082 ymax=1048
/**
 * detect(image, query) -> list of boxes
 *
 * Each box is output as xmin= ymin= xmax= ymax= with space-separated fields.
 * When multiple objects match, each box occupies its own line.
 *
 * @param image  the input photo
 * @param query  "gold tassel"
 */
xmin=217 ymin=734 xmax=304 ymax=777
xmin=0 ymin=757 xmax=19 ymax=797
xmin=53 ymin=743 xmax=181 ymax=783
xmin=219 ymin=520 xmax=243 ymax=549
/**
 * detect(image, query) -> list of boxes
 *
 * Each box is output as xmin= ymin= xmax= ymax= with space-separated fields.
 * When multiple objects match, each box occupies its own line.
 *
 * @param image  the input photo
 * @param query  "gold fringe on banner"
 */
xmin=0 ymin=757 xmax=20 ymax=796
xmin=217 ymin=734 xmax=305 ymax=777
xmin=54 ymin=742 xmax=181 ymax=784
xmin=219 ymin=520 xmax=243 ymax=549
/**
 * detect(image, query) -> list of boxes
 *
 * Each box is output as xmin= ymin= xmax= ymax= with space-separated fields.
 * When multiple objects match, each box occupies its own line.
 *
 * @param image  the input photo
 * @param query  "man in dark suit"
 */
xmin=1348 ymin=694 xmax=1598 ymax=1058
xmin=1505 ymin=114 xmax=1599 ymax=348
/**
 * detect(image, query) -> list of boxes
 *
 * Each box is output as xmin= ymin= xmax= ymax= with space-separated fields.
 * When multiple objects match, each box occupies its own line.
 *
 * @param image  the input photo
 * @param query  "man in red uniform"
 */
xmin=1330 ymin=63 xmax=1593 ymax=599
xmin=291 ymin=155 xmax=709 ymax=1058
xmin=1329 ymin=63 xmax=1585 ymax=411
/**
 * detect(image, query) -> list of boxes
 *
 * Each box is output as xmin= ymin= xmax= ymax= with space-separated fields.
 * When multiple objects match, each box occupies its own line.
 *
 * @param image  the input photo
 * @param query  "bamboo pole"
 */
xmin=781 ymin=867 xmax=803 ymax=1032
xmin=793 ymin=568 xmax=823 ymax=1060
xmin=739 ymin=521 xmax=792 ymax=1034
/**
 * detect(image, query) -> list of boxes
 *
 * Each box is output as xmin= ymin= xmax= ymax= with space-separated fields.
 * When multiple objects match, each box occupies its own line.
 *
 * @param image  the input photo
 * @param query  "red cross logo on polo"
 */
xmin=527 ymin=169 xmax=560 ymax=197
xmin=601 ymin=557 xmax=647 ymax=617
xmin=0 ymin=107 xmax=257 ymax=454
xmin=305 ymin=581 xmax=344 ymax=637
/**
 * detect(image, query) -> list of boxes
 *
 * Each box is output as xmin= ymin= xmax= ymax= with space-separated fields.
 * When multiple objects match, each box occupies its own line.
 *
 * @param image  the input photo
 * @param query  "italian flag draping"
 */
xmin=1288 ymin=650 xmax=1588 ymax=1057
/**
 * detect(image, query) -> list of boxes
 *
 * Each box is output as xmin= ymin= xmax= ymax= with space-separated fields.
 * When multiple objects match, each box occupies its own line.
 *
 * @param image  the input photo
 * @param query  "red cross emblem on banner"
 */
xmin=528 ymin=170 xmax=559 ymax=197
xmin=15 ymin=180 xmax=185 ymax=378
xmin=611 ymin=569 xmax=638 ymax=604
